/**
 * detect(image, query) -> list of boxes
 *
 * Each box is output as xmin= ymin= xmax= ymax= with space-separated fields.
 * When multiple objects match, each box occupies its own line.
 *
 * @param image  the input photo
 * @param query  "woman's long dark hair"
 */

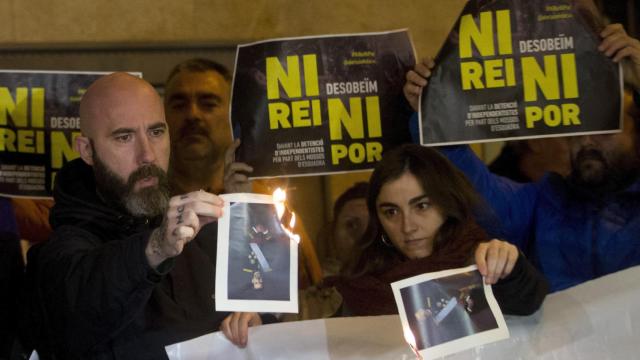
xmin=343 ymin=144 xmax=483 ymax=277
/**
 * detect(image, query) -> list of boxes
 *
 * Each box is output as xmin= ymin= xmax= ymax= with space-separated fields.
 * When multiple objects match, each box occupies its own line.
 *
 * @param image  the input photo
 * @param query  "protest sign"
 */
xmin=421 ymin=0 xmax=621 ymax=145
xmin=0 ymin=71 xmax=131 ymax=198
xmin=392 ymin=265 xmax=509 ymax=358
xmin=231 ymin=30 xmax=416 ymax=178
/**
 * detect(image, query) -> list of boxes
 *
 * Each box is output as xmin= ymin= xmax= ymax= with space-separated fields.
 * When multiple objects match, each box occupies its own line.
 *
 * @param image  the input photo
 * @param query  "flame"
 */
xmin=273 ymin=188 xmax=287 ymax=219
xmin=272 ymin=188 xmax=301 ymax=244
xmin=283 ymin=225 xmax=301 ymax=244
xmin=403 ymin=327 xmax=416 ymax=348
xmin=403 ymin=327 xmax=423 ymax=360
xmin=289 ymin=212 xmax=296 ymax=228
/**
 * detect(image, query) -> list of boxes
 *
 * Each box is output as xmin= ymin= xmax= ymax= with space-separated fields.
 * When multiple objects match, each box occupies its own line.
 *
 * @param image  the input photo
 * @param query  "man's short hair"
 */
xmin=165 ymin=58 xmax=232 ymax=85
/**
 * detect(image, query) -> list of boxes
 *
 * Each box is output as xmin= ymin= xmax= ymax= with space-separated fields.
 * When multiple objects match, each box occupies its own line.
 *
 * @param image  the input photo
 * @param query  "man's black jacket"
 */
xmin=21 ymin=159 xmax=227 ymax=359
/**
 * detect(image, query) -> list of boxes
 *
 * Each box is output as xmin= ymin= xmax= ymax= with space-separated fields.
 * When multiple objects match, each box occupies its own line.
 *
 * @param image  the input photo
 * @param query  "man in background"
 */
xmin=488 ymin=138 xmax=571 ymax=183
xmin=164 ymin=58 xmax=252 ymax=194
xmin=403 ymin=23 xmax=640 ymax=292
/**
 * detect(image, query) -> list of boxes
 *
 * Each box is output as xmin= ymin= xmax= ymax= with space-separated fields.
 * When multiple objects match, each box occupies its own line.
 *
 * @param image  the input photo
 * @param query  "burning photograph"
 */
xmin=227 ymin=202 xmax=290 ymax=301
xmin=392 ymin=265 xmax=509 ymax=358
xmin=215 ymin=193 xmax=298 ymax=313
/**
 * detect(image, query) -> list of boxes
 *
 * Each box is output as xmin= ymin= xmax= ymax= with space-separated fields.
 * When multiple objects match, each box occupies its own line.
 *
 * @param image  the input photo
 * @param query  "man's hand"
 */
xmin=145 ymin=190 xmax=223 ymax=268
xmin=600 ymin=23 xmax=640 ymax=90
xmin=475 ymin=239 xmax=519 ymax=285
xmin=403 ymin=57 xmax=435 ymax=112
xmin=220 ymin=312 xmax=262 ymax=348
xmin=223 ymin=139 xmax=254 ymax=193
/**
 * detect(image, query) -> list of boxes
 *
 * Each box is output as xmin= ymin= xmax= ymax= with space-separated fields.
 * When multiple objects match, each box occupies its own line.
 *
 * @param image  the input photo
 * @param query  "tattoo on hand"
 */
xmin=150 ymin=228 xmax=165 ymax=255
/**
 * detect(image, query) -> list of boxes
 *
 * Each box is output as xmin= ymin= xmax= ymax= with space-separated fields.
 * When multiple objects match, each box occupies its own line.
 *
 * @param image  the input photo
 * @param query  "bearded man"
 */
xmin=403 ymin=23 xmax=640 ymax=292
xmin=20 ymin=73 xmax=263 ymax=359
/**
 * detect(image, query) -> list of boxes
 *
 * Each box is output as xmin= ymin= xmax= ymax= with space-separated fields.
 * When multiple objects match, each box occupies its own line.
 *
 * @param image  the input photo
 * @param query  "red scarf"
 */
xmin=332 ymin=222 xmax=487 ymax=316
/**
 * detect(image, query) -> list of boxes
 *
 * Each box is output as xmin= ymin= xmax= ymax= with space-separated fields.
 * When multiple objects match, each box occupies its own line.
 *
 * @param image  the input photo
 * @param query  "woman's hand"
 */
xmin=475 ymin=239 xmax=518 ymax=285
xmin=220 ymin=312 xmax=262 ymax=348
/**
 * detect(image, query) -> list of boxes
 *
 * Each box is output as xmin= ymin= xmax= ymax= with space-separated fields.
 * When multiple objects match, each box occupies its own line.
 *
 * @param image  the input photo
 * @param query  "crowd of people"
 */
xmin=1 ymin=6 xmax=639 ymax=360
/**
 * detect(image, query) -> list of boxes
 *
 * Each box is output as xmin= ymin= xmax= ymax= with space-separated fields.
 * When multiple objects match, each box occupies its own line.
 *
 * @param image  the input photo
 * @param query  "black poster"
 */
xmin=231 ymin=30 xmax=416 ymax=178
xmin=421 ymin=0 xmax=621 ymax=145
xmin=0 ymin=71 xmax=108 ymax=198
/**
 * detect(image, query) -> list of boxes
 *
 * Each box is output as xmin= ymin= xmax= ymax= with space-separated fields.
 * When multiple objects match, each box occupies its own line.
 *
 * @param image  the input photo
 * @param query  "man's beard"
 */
xmin=92 ymin=152 xmax=170 ymax=218
xmin=570 ymin=147 xmax=640 ymax=193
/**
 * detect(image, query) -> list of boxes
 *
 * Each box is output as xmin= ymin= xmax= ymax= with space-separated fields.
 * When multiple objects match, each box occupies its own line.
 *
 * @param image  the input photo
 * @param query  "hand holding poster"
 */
xmin=421 ymin=0 xmax=621 ymax=145
xmin=215 ymin=193 xmax=298 ymax=313
xmin=391 ymin=265 xmax=509 ymax=359
xmin=231 ymin=30 xmax=416 ymax=178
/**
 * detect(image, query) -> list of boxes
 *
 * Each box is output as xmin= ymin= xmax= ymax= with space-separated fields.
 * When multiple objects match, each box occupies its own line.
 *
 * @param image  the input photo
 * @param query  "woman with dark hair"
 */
xmin=333 ymin=144 xmax=548 ymax=316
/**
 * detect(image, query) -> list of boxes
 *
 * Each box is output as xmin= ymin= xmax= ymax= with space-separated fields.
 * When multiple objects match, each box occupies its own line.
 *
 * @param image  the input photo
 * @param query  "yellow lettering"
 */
xmin=50 ymin=171 xmax=57 ymax=190
xmin=291 ymin=100 xmax=311 ymax=127
xmin=561 ymin=53 xmax=578 ymax=99
xmin=485 ymin=59 xmax=505 ymax=88
xmin=348 ymin=143 xmax=365 ymax=163
xmin=496 ymin=10 xmax=512 ymax=55
xmin=0 ymin=87 xmax=28 ymax=126
xmin=331 ymin=144 xmax=348 ymax=165
xmin=459 ymin=11 xmax=495 ymax=58
xmin=366 ymin=142 xmax=383 ymax=162
xmin=0 ymin=127 xmax=17 ymax=151
xmin=522 ymin=55 xmax=560 ymax=102
xmin=0 ymin=128 xmax=45 ymax=153
xmin=525 ymin=103 xmax=581 ymax=128
xmin=266 ymin=56 xmax=302 ymax=100
xmin=31 ymin=87 xmax=45 ymax=128
xmin=505 ymin=58 xmax=516 ymax=86
xmin=17 ymin=130 xmax=39 ymax=153
xmin=562 ymin=103 xmax=581 ymax=125
xmin=268 ymin=102 xmax=291 ymax=129
xmin=303 ymin=54 xmax=319 ymax=97
xmin=461 ymin=62 xmax=485 ymax=90
xmin=331 ymin=142 xmax=383 ymax=165
xmin=525 ymin=106 xmax=543 ymax=128
xmin=544 ymin=104 xmax=562 ymax=127
xmin=311 ymin=99 xmax=321 ymax=126
xmin=50 ymin=131 xmax=80 ymax=169
xmin=328 ymin=98 xmax=364 ymax=141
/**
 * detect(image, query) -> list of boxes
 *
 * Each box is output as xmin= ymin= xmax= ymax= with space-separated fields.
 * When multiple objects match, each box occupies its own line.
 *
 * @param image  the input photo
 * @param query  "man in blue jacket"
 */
xmin=403 ymin=24 xmax=640 ymax=292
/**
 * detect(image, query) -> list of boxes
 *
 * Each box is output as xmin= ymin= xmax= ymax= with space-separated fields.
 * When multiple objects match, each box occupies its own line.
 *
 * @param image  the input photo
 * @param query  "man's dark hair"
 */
xmin=165 ymin=58 xmax=232 ymax=85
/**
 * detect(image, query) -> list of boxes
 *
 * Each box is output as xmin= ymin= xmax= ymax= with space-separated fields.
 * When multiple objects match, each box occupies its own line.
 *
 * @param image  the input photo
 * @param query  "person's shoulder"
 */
xmin=534 ymin=172 xmax=567 ymax=204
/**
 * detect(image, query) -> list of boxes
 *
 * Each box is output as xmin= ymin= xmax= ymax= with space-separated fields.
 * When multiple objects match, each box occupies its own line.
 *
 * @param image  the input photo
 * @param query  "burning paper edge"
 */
xmin=402 ymin=327 xmax=424 ymax=360
xmin=215 ymin=192 xmax=299 ymax=313
xmin=273 ymin=188 xmax=301 ymax=244
xmin=390 ymin=265 xmax=510 ymax=358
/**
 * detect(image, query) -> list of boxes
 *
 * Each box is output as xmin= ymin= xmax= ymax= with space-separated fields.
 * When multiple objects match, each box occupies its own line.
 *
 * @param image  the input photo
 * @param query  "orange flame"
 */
xmin=289 ymin=212 xmax=296 ymax=228
xmin=272 ymin=188 xmax=300 ymax=244
xmin=273 ymin=188 xmax=287 ymax=219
